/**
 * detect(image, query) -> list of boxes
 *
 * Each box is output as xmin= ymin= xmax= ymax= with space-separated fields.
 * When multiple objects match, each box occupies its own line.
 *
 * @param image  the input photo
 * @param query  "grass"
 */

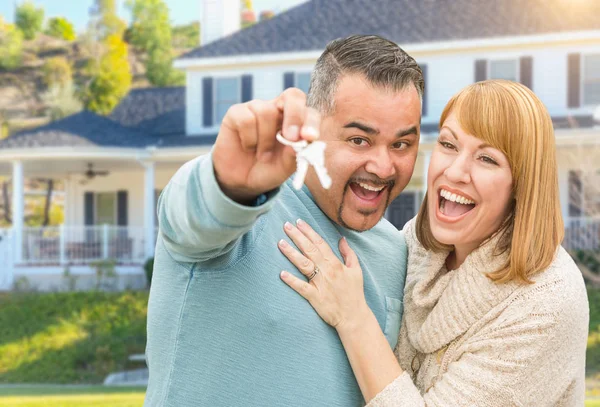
xmin=587 ymin=401 xmax=600 ymax=407
xmin=0 ymin=385 xmax=145 ymax=407
xmin=0 ymin=291 xmax=149 ymax=384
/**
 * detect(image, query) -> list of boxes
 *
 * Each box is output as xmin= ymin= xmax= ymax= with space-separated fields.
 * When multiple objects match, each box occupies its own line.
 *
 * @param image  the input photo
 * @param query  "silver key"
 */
xmin=276 ymin=133 xmax=332 ymax=190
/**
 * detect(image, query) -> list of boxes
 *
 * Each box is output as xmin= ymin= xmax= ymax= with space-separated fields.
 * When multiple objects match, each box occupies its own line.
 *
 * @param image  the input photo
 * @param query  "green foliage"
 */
xmin=259 ymin=10 xmax=275 ymax=22
xmin=42 ymin=57 xmax=72 ymax=88
xmin=42 ymin=80 xmax=83 ymax=120
xmin=143 ymin=257 xmax=154 ymax=287
xmin=0 ymin=291 xmax=148 ymax=383
xmin=126 ymin=0 xmax=183 ymax=86
xmin=90 ymin=259 xmax=117 ymax=291
xmin=575 ymin=250 xmax=600 ymax=275
xmin=0 ymin=17 xmax=24 ymax=70
xmin=46 ymin=17 xmax=76 ymax=41
xmin=587 ymin=286 xmax=600 ymax=375
xmin=172 ymin=22 xmax=200 ymax=49
xmin=89 ymin=0 xmax=126 ymax=40
xmin=15 ymin=1 xmax=45 ymax=40
xmin=84 ymin=34 xmax=132 ymax=115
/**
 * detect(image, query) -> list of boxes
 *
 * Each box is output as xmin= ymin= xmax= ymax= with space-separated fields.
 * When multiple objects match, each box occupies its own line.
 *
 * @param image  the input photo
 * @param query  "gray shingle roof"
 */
xmin=0 ymin=111 xmax=150 ymax=149
xmin=179 ymin=0 xmax=600 ymax=60
xmin=109 ymin=87 xmax=185 ymax=136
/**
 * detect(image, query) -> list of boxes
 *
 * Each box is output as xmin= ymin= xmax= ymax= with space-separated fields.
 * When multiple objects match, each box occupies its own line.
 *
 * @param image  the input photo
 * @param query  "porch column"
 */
xmin=143 ymin=162 xmax=156 ymax=259
xmin=12 ymin=161 xmax=24 ymax=264
xmin=422 ymin=150 xmax=431 ymax=196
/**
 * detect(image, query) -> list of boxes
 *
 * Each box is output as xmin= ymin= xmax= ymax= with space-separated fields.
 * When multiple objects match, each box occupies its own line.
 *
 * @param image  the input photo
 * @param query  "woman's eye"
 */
xmin=438 ymin=140 xmax=456 ymax=150
xmin=480 ymin=155 xmax=498 ymax=165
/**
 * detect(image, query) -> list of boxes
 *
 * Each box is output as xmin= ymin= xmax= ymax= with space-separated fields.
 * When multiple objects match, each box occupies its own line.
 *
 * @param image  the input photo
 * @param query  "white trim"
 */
xmin=581 ymin=53 xmax=600 ymax=107
xmin=174 ymin=30 xmax=600 ymax=70
xmin=0 ymin=147 xmax=149 ymax=161
xmin=12 ymin=161 xmax=23 ymax=264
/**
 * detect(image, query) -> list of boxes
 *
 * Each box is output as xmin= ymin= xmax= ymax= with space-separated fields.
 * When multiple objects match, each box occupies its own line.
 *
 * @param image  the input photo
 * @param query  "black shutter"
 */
xmin=568 ymin=53 xmax=581 ymax=108
xmin=475 ymin=59 xmax=487 ymax=82
xmin=84 ymin=192 xmax=94 ymax=225
xmin=202 ymin=77 xmax=213 ymax=127
xmin=419 ymin=64 xmax=428 ymax=117
xmin=117 ymin=190 xmax=128 ymax=226
xmin=241 ymin=75 xmax=253 ymax=102
xmin=519 ymin=56 xmax=533 ymax=90
xmin=283 ymin=72 xmax=295 ymax=89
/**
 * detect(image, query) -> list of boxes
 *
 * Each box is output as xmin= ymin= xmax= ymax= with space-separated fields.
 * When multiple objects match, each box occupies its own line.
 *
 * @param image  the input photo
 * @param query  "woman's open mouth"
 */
xmin=438 ymin=188 xmax=476 ymax=220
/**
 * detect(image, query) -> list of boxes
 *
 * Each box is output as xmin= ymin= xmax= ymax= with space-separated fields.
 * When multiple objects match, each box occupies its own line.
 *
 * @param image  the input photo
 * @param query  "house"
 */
xmin=0 ymin=0 xmax=599 ymax=290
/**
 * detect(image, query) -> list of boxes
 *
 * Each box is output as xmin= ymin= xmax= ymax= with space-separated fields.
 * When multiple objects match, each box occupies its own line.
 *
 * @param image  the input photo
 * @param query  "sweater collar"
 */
xmin=403 ymin=219 xmax=519 ymax=354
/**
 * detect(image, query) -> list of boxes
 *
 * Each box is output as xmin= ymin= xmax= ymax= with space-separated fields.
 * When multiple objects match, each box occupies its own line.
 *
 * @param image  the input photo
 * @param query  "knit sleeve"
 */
xmin=366 ymin=279 xmax=588 ymax=407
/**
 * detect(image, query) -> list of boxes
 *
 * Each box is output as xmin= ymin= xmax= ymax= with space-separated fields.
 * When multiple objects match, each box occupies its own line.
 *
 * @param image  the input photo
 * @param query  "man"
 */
xmin=144 ymin=35 xmax=424 ymax=407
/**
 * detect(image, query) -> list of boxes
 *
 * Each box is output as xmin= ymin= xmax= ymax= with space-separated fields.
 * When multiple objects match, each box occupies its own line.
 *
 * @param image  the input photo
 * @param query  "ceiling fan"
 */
xmin=79 ymin=163 xmax=110 ymax=185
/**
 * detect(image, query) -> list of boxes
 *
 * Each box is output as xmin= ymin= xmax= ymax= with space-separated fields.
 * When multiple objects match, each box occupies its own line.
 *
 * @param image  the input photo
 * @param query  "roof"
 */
xmin=178 ymin=0 xmax=600 ymax=60
xmin=109 ymin=87 xmax=185 ymax=136
xmin=0 ymin=111 xmax=150 ymax=149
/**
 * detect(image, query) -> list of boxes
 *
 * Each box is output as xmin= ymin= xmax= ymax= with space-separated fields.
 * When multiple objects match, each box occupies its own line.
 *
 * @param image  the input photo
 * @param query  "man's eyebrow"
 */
xmin=343 ymin=121 xmax=379 ymax=135
xmin=396 ymin=126 xmax=419 ymax=138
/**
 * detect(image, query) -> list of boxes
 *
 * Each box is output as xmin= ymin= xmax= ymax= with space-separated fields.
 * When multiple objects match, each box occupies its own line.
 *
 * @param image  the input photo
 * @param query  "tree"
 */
xmin=15 ymin=1 xmax=45 ymax=40
xmin=172 ymin=22 xmax=200 ymax=49
xmin=42 ymin=57 xmax=73 ymax=88
xmin=0 ymin=17 xmax=24 ymax=70
xmin=126 ymin=0 xmax=184 ymax=86
xmin=89 ymin=0 xmax=126 ymax=41
xmin=46 ymin=17 xmax=76 ymax=41
xmin=241 ymin=0 xmax=256 ymax=29
xmin=259 ymin=10 xmax=275 ymax=22
xmin=42 ymin=80 xmax=83 ymax=120
xmin=84 ymin=34 xmax=132 ymax=115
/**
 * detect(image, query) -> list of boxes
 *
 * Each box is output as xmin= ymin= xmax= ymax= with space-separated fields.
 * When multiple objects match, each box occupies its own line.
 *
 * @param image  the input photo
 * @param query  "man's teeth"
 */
xmin=358 ymin=182 xmax=385 ymax=192
xmin=440 ymin=189 xmax=474 ymax=205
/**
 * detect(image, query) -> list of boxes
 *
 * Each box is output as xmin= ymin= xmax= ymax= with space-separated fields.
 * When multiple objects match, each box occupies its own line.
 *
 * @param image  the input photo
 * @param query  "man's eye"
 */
xmin=349 ymin=138 xmax=368 ymax=146
xmin=393 ymin=141 xmax=410 ymax=150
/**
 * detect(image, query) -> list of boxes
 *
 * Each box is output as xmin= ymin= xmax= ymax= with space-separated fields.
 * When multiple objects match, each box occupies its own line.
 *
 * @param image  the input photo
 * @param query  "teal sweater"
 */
xmin=144 ymin=154 xmax=408 ymax=407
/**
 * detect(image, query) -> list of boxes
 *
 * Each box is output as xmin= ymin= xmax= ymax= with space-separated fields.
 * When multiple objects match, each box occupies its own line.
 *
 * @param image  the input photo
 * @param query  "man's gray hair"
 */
xmin=307 ymin=35 xmax=424 ymax=115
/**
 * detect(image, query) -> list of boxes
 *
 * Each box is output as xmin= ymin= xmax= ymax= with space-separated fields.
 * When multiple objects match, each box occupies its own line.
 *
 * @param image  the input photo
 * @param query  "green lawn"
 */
xmin=587 ymin=401 xmax=600 ymax=407
xmin=0 ymin=385 xmax=145 ymax=407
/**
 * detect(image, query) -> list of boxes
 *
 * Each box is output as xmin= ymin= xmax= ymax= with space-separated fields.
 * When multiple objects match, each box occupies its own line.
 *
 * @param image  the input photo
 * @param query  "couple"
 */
xmin=144 ymin=35 xmax=588 ymax=406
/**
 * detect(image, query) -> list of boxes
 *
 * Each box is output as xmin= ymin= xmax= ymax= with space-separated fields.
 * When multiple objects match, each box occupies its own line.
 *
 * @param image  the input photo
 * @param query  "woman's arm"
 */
xmin=278 ymin=219 xmax=404 ymax=402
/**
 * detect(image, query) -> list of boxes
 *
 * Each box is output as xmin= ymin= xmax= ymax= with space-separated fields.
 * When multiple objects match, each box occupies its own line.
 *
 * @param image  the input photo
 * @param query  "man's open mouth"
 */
xmin=349 ymin=181 xmax=387 ymax=201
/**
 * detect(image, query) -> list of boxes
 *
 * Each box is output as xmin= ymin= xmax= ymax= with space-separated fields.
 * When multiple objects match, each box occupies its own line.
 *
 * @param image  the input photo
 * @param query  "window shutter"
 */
xmin=568 ymin=53 xmax=581 ymax=108
xmin=475 ymin=59 xmax=487 ymax=82
xmin=419 ymin=64 xmax=428 ymax=117
xmin=519 ymin=56 xmax=533 ymax=90
xmin=283 ymin=72 xmax=295 ymax=89
xmin=241 ymin=75 xmax=253 ymax=102
xmin=84 ymin=192 xmax=94 ymax=226
xmin=117 ymin=190 xmax=128 ymax=226
xmin=202 ymin=77 xmax=214 ymax=127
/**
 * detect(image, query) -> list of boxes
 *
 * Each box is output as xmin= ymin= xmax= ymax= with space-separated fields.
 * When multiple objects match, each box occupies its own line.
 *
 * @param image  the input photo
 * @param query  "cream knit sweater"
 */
xmin=367 ymin=218 xmax=589 ymax=407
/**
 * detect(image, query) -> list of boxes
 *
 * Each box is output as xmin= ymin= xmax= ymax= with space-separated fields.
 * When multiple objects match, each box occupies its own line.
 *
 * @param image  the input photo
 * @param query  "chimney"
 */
xmin=202 ymin=0 xmax=241 ymax=45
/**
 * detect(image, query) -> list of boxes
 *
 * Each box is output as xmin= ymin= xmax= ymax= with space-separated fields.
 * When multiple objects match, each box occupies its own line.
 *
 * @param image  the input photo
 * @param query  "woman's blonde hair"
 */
xmin=416 ymin=80 xmax=563 ymax=283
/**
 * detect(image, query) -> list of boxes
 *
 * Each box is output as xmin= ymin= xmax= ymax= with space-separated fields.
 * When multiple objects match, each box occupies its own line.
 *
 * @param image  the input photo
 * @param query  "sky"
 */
xmin=0 ymin=0 xmax=308 ymax=31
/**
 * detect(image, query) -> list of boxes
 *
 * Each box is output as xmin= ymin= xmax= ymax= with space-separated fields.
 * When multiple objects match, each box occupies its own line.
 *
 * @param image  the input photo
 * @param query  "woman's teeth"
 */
xmin=440 ymin=189 xmax=474 ymax=205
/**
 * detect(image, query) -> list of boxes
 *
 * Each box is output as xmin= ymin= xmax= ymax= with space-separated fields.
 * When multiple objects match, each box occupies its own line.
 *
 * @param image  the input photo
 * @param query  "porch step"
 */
xmin=103 ymin=367 xmax=148 ymax=386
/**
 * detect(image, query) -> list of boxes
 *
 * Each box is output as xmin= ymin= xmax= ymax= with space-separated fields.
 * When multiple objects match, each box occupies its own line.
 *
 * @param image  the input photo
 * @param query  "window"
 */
xmin=489 ymin=60 xmax=518 ymax=81
xmin=96 ymin=192 xmax=116 ymax=225
xmin=296 ymin=72 xmax=311 ymax=93
xmin=215 ymin=77 xmax=240 ymax=124
xmin=583 ymin=54 xmax=600 ymax=106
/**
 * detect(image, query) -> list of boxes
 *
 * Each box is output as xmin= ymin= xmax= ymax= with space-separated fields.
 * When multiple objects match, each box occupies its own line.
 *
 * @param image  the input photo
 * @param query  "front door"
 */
xmin=0 ymin=228 xmax=14 ymax=290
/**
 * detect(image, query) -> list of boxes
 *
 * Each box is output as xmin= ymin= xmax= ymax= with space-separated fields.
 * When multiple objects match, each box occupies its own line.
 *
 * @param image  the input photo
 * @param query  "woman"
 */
xmin=277 ymin=80 xmax=589 ymax=406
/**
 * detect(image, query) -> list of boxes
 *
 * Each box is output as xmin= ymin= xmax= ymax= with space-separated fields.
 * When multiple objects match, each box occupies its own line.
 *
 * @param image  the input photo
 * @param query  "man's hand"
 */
xmin=212 ymin=88 xmax=321 ymax=204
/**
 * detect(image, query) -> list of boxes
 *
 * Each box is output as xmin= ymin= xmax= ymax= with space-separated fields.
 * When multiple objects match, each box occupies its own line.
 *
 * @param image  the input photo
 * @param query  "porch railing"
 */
xmin=563 ymin=217 xmax=600 ymax=251
xmin=21 ymin=225 xmax=149 ymax=265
